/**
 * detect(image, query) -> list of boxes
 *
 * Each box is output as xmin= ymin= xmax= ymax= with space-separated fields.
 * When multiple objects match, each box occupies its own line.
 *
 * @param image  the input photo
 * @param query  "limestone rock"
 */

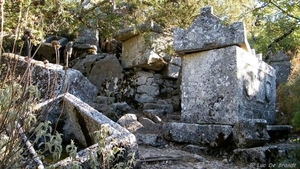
xmin=50 ymin=93 xmax=138 ymax=168
xmin=267 ymin=125 xmax=292 ymax=142
xmin=162 ymin=122 xmax=232 ymax=147
xmin=121 ymin=33 xmax=168 ymax=71
xmin=181 ymin=46 xmax=276 ymax=125
xmin=111 ymin=102 xmax=134 ymax=117
xmin=89 ymin=54 xmax=123 ymax=91
xmin=73 ymin=43 xmax=98 ymax=55
xmin=114 ymin=22 xmax=163 ymax=42
xmin=117 ymin=114 xmax=143 ymax=133
xmin=138 ymin=116 xmax=162 ymax=129
xmin=72 ymin=54 xmax=105 ymax=76
xmin=143 ymin=102 xmax=173 ymax=116
xmin=94 ymin=96 xmax=116 ymax=105
xmin=2 ymin=53 xmax=98 ymax=103
xmin=162 ymin=56 xmax=181 ymax=79
xmin=233 ymin=119 xmax=270 ymax=148
xmin=233 ymin=143 xmax=300 ymax=165
xmin=135 ymin=94 xmax=155 ymax=103
xmin=136 ymin=133 xmax=166 ymax=147
xmin=174 ymin=6 xmax=250 ymax=54
xmin=76 ymin=28 xmax=99 ymax=47
xmin=183 ymin=145 xmax=208 ymax=156
xmin=90 ymin=103 xmax=118 ymax=121
xmin=134 ymin=70 xmax=160 ymax=103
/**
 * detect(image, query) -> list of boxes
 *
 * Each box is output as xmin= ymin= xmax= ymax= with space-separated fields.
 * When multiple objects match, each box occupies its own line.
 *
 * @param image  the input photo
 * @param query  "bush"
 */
xmin=277 ymin=49 xmax=300 ymax=130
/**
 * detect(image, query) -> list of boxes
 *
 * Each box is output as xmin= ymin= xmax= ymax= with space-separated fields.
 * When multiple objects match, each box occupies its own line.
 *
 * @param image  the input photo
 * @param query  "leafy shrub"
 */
xmin=277 ymin=49 xmax=300 ymax=131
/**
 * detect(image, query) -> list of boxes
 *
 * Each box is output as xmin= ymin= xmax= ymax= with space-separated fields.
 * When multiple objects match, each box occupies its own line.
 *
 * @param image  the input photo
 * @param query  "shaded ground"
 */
xmin=124 ymin=111 xmax=256 ymax=169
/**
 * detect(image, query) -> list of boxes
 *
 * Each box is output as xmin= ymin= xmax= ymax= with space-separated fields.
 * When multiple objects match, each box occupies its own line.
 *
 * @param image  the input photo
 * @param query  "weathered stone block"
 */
xmin=174 ymin=6 xmax=250 ymax=54
xmin=76 ymin=28 xmax=99 ymax=47
xmin=53 ymin=93 xmax=138 ymax=168
xmin=181 ymin=46 xmax=276 ymax=125
xmin=137 ymin=85 xmax=159 ymax=96
xmin=135 ymin=93 xmax=155 ymax=103
xmin=72 ymin=54 xmax=106 ymax=76
xmin=162 ymin=122 xmax=232 ymax=147
xmin=88 ymin=54 xmax=123 ymax=91
xmin=136 ymin=133 xmax=166 ymax=147
xmin=2 ymin=53 xmax=98 ymax=103
xmin=233 ymin=144 xmax=300 ymax=165
xmin=143 ymin=103 xmax=173 ymax=114
xmin=233 ymin=119 xmax=270 ymax=148
xmin=267 ymin=125 xmax=292 ymax=142
xmin=121 ymin=34 xmax=167 ymax=71
xmin=163 ymin=63 xmax=181 ymax=79
xmin=117 ymin=113 xmax=143 ymax=133
xmin=136 ymin=71 xmax=154 ymax=85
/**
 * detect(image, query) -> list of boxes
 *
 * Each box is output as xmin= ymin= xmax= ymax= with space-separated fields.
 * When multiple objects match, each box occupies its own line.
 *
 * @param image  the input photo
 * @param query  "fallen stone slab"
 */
xmin=233 ymin=143 xmax=300 ymax=167
xmin=1 ymin=53 xmax=98 ymax=103
xmin=117 ymin=113 xmax=144 ymax=133
xmin=136 ymin=133 xmax=166 ymax=147
xmin=267 ymin=125 xmax=293 ymax=142
xmin=174 ymin=6 xmax=251 ymax=54
xmin=138 ymin=145 xmax=206 ymax=163
xmin=34 ymin=93 xmax=138 ymax=168
xmin=162 ymin=122 xmax=232 ymax=147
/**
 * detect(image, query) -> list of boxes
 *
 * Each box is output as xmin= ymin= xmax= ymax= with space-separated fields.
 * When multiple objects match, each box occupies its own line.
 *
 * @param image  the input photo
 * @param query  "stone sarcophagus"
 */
xmin=181 ymin=46 xmax=276 ymax=125
xmin=175 ymin=6 xmax=276 ymax=125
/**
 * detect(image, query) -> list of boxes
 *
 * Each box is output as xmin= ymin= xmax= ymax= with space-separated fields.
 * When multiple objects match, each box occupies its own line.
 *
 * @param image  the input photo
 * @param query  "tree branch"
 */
xmin=267 ymin=22 xmax=298 ymax=50
xmin=269 ymin=0 xmax=300 ymax=21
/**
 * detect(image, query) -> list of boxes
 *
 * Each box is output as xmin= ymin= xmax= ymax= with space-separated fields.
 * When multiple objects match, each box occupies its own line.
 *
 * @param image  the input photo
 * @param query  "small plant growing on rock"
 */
xmin=88 ymin=124 xmax=136 ymax=169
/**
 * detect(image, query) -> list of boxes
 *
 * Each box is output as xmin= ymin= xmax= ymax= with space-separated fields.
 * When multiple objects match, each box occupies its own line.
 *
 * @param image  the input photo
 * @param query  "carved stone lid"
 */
xmin=174 ymin=6 xmax=251 ymax=55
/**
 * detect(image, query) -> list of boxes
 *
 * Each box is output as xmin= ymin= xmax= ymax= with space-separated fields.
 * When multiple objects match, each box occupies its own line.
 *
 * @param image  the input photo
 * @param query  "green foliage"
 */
xmin=89 ymin=124 xmax=136 ymax=169
xmin=0 ymin=69 xmax=40 ymax=167
xmin=292 ymin=111 xmax=300 ymax=131
xmin=277 ymin=50 xmax=300 ymax=129
xmin=249 ymin=0 xmax=300 ymax=57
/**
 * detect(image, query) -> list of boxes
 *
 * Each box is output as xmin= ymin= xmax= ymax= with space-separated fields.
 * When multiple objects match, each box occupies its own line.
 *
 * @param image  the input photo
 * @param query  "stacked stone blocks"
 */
xmin=163 ymin=6 xmax=276 ymax=148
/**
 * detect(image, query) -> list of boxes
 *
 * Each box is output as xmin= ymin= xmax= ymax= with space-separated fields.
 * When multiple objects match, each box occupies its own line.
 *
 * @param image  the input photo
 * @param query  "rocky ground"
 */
xmin=115 ymin=110 xmax=300 ymax=169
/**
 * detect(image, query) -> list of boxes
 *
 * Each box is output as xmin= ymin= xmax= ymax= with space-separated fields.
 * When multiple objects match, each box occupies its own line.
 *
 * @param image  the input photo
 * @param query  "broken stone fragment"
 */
xmin=121 ymin=33 xmax=168 ymax=71
xmin=162 ymin=122 xmax=232 ymax=147
xmin=73 ymin=54 xmax=124 ymax=92
xmin=233 ymin=119 xmax=270 ymax=148
xmin=76 ymin=28 xmax=99 ymax=47
xmin=174 ymin=6 xmax=251 ymax=54
xmin=117 ymin=113 xmax=143 ymax=133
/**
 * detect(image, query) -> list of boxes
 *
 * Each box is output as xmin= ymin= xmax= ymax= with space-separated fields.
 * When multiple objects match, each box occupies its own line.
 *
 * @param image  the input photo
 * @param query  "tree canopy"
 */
xmin=1 ymin=0 xmax=299 ymax=57
xmin=249 ymin=0 xmax=300 ymax=57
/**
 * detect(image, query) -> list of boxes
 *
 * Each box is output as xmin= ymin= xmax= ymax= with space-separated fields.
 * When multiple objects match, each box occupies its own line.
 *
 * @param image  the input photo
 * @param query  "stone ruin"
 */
xmin=164 ymin=6 xmax=276 ymax=148
xmin=1 ymin=5 xmax=298 ymax=168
